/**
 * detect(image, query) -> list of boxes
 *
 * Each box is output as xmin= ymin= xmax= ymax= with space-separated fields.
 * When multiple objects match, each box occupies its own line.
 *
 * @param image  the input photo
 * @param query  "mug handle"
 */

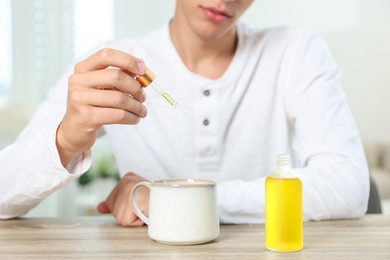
xmin=131 ymin=181 xmax=151 ymax=225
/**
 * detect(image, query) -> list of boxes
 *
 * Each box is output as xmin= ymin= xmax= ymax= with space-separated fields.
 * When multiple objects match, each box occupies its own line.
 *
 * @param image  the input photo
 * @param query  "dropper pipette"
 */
xmin=135 ymin=69 xmax=177 ymax=108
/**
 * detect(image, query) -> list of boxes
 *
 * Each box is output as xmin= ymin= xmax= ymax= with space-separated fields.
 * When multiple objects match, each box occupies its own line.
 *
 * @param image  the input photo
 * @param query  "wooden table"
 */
xmin=0 ymin=215 xmax=389 ymax=259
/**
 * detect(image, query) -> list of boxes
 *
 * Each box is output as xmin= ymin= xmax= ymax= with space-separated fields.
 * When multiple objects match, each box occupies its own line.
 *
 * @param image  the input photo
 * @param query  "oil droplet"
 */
xmin=161 ymin=92 xmax=177 ymax=108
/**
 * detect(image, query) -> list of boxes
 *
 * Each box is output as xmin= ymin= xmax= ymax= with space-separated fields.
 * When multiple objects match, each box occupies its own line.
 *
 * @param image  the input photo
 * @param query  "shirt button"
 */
xmin=203 ymin=119 xmax=210 ymax=126
xmin=203 ymin=90 xmax=210 ymax=96
xmin=199 ymin=147 xmax=211 ymax=156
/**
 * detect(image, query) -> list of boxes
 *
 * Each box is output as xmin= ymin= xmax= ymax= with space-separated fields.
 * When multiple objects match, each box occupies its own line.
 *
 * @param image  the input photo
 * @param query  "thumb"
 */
xmin=97 ymin=201 xmax=111 ymax=214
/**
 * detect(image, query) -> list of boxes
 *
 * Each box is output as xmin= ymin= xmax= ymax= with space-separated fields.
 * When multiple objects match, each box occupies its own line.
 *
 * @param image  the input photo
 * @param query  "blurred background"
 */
xmin=0 ymin=0 xmax=389 ymax=217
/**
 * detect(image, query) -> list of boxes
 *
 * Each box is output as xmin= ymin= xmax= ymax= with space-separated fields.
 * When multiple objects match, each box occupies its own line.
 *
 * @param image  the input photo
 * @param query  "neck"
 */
xmin=169 ymin=19 xmax=237 ymax=79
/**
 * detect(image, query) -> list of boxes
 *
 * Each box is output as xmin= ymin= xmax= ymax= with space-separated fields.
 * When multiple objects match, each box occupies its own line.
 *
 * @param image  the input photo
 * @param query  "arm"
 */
xmin=217 ymin=32 xmax=369 ymax=224
xmin=0 ymin=70 xmax=91 ymax=219
xmin=0 ymin=48 xmax=148 ymax=219
xmin=218 ymin=154 xmax=368 ymax=224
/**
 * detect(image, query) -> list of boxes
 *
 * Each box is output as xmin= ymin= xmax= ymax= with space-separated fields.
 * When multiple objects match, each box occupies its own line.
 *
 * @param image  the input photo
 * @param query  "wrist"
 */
xmin=56 ymin=123 xmax=81 ymax=167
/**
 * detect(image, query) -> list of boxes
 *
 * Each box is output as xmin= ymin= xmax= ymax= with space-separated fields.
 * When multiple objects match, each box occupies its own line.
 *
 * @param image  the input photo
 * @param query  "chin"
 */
xmin=193 ymin=20 xmax=235 ymax=42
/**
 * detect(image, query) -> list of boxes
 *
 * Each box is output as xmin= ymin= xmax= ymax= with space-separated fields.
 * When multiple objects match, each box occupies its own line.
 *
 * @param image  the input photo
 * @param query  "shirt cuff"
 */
xmin=65 ymin=151 xmax=92 ymax=174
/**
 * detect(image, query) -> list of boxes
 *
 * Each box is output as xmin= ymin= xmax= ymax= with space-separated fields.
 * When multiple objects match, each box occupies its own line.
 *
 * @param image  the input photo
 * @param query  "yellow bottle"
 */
xmin=265 ymin=154 xmax=303 ymax=252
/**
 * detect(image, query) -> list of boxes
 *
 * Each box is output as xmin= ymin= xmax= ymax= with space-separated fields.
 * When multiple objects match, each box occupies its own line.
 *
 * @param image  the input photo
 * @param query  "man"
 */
xmin=0 ymin=0 xmax=369 ymax=225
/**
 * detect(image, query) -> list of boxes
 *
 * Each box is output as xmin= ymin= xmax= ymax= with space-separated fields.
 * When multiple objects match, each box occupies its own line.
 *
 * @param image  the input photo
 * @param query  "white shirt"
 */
xmin=0 ymin=23 xmax=369 ymax=223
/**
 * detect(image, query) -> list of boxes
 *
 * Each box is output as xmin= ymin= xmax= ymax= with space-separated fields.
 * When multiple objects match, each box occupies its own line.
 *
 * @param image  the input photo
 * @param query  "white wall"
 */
xmin=241 ymin=0 xmax=390 ymax=143
xmin=113 ymin=0 xmax=176 ymax=39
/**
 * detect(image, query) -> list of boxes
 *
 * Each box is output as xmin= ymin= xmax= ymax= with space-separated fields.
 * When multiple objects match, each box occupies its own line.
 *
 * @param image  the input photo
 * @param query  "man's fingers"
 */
xmin=97 ymin=201 xmax=111 ymax=214
xmin=69 ymin=69 xmax=145 ymax=102
xmin=119 ymin=205 xmax=140 ymax=227
xmin=69 ymin=89 xmax=147 ymax=119
xmin=96 ymin=172 xmax=149 ymax=227
xmin=130 ymin=218 xmax=145 ymax=227
xmin=86 ymin=106 xmax=143 ymax=126
xmin=74 ymin=48 xmax=146 ymax=76
xmin=97 ymin=183 xmax=120 ymax=215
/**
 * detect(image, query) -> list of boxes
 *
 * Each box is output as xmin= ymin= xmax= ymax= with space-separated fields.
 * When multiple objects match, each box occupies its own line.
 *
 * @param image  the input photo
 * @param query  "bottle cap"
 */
xmin=136 ymin=69 xmax=156 ymax=87
xmin=268 ymin=154 xmax=298 ymax=179
xmin=277 ymin=154 xmax=292 ymax=169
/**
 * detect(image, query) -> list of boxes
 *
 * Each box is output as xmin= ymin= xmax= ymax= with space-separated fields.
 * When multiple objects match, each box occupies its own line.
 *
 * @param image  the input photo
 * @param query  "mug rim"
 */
xmin=152 ymin=178 xmax=215 ymax=187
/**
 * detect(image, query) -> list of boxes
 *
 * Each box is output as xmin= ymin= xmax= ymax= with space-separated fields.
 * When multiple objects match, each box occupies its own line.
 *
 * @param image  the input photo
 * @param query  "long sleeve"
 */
xmin=216 ymin=32 xmax=369 ymax=224
xmin=0 ymin=69 xmax=91 ymax=219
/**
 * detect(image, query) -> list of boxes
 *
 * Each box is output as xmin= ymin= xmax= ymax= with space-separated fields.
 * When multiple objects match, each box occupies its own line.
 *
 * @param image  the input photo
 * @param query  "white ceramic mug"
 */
xmin=131 ymin=178 xmax=220 ymax=245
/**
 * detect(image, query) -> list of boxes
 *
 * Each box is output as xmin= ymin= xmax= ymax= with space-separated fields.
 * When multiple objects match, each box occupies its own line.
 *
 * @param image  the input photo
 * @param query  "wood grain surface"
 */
xmin=0 ymin=215 xmax=389 ymax=259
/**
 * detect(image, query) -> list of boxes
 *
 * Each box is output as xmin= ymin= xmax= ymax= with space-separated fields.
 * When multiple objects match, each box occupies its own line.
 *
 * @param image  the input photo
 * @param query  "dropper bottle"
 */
xmin=265 ymin=154 xmax=303 ymax=252
xmin=135 ymin=68 xmax=177 ymax=108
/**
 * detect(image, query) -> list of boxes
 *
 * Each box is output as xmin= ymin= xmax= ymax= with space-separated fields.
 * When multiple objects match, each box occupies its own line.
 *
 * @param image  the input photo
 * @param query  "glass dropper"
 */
xmin=135 ymin=69 xmax=177 ymax=108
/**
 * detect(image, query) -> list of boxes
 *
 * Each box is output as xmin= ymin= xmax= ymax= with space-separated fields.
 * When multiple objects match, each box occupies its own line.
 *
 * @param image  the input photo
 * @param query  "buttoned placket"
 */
xmin=195 ymin=86 xmax=221 ymax=171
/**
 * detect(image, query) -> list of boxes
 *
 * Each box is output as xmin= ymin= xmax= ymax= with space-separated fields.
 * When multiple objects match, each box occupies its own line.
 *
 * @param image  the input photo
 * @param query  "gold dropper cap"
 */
xmin=135 ymin=68 xmax=178 ymax=108
xmin=136 ymin=69 xmax=156 ymax=87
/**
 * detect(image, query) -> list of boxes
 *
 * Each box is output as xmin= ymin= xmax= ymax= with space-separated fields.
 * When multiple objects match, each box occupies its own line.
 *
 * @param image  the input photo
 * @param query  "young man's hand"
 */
xmin=97 ymin=172 xmax=150 ymax=227
xmin=56 ymin=48 xmax=148 ymax=166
